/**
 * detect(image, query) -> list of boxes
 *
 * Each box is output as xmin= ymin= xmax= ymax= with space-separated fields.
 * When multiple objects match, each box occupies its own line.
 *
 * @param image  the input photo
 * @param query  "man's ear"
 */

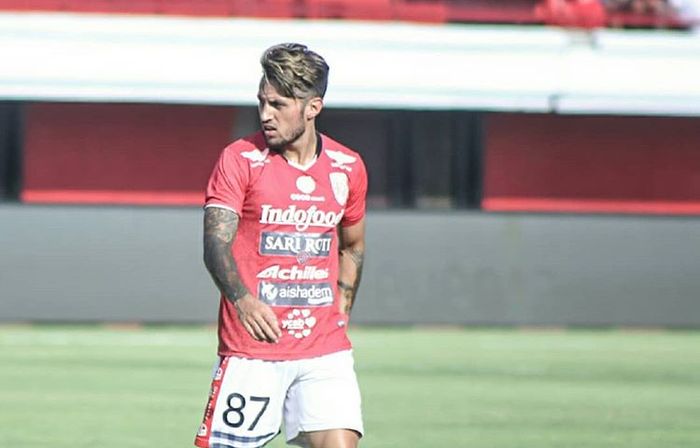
xmin=305 ymin=97 xmax=324 ymax=121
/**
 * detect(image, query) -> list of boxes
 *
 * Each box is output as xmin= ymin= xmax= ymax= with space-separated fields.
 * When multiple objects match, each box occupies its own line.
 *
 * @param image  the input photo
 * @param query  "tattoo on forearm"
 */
xmin=337 ymin=280 xmax=355 ymax=314
xmin=203 ymin=208 xmax=249 ymax=302
xmin=347 ymin=248 xmax=364 ymax=271
xmin=338 ymin=247 xmax=365 ymax=314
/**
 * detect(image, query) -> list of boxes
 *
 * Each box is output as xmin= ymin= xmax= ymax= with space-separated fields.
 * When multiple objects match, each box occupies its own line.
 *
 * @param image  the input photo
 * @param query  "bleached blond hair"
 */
xmin=260 ymin=43 xmax=329 ymax=99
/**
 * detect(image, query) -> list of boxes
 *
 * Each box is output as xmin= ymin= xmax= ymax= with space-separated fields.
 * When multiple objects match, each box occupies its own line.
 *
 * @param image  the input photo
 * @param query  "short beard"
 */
xmin=265 ymin=117 xmax=306 ymax=151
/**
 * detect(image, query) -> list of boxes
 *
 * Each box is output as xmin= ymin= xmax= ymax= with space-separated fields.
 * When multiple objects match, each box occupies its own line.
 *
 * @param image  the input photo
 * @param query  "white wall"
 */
xmin=1 ymin=13 xmax=700 ymax=115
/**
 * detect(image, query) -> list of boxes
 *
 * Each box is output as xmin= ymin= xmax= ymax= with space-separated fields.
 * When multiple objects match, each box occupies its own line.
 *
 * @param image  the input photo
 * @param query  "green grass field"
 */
xmin=1 ymin=325 xmax=699 ymax=447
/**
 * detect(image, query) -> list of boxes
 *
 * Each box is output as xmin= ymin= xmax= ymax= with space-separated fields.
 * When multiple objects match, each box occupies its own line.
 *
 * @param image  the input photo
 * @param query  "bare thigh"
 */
xmin=301 ymin=428 xmax=360 ymax=448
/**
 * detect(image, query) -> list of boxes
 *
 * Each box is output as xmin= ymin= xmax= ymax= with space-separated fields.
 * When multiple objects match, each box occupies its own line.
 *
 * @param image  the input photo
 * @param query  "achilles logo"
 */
xmin=257 ymin=265 xmax=330 ymax=281
xmin=258 ymin=282 xmax=334 ymax=307
xmin=260 ymin=205 xmax=343 ymax=231
xmin=282 ymin=309 xmax=317 ymax=339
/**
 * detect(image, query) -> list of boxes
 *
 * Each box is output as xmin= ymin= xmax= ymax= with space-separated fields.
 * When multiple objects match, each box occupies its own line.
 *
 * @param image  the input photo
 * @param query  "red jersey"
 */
xmin=205 ymin=131 xmax=368 ymax=360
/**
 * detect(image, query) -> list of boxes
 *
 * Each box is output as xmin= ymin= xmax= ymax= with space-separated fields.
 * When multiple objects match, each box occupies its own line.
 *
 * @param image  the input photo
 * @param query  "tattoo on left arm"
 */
xmin=347 ymin=247 xmax=364 ymax=271
xmin=338 ymin=247 xmax=364 ymax=314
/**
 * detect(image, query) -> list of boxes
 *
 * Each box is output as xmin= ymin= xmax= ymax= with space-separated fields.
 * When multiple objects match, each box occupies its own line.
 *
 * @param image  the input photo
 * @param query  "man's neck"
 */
xmin=282 ymin=127 xmax=318 ymax=165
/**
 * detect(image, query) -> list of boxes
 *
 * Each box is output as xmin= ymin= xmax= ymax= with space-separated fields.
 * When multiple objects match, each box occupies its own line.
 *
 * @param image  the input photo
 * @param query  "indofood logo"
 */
xmin=260 ymin=205 xmax=343 ymax=231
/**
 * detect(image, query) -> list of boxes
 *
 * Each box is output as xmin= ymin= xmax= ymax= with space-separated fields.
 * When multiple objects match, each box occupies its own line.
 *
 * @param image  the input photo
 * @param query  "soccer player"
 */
xmin=194 ymin=43 xmax=367 ymax=448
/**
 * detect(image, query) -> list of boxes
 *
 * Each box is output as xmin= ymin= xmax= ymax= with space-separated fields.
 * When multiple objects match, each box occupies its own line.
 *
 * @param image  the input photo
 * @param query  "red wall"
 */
xmin=483 ymin=113 xmax=700 ymax=214
xmin=0 ymin=0 xmax=540 ymax=24
xmin=23 ymin=103 xmax=235 ymax=205
xmin=0 ymin=0 xmax=680 ymax=28
xmin=23 ymin=105 xmax=700 ymax=214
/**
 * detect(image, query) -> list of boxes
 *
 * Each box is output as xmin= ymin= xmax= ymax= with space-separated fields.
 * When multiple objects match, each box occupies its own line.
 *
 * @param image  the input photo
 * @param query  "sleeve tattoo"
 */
xmin=203 ymin=207 xmax=249 ymax=303
xmin=338 ymin=247 xmax=364 ymax=314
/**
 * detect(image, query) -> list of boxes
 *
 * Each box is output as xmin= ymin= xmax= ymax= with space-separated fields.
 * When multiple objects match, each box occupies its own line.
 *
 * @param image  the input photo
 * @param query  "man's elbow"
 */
xmin=346 ymin=238 xmax=365 ymax=253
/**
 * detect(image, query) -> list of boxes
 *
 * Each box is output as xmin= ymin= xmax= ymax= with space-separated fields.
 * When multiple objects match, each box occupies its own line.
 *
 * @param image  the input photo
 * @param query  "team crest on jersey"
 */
xmin=326 ymin=150 xmax=356 ymax=172
xmin=329 ymin=172 xmax=349 ymax=206
xmin=241 ymin=148 xmax=270 ymax=167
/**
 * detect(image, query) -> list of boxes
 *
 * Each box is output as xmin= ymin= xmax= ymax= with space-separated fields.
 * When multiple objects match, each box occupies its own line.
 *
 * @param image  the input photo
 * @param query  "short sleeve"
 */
xmin=342 ymin=156 xmax=368 ymax=226
xmin=204 ymin=146 xmax=250 ymax=214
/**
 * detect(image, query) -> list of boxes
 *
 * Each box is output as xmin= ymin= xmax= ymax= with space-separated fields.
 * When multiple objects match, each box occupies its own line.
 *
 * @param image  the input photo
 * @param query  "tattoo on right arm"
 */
xmin=203 ymin=207 xmax=249 ymax=302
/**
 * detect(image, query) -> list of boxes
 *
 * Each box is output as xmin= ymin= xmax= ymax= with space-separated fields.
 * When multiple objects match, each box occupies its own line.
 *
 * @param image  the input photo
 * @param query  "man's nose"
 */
xmin=259 ymin=104 xmax=272 ymax=122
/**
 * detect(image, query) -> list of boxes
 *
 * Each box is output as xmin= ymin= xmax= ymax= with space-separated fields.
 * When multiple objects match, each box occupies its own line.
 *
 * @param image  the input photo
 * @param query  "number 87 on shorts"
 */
xmin=195 ymin=357 xmax=281 ymax=448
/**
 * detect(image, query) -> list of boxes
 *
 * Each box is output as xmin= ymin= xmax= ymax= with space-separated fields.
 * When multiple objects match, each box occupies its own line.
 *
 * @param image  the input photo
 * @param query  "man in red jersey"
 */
xmin=194 ymin=43 xmax=367 ymax=448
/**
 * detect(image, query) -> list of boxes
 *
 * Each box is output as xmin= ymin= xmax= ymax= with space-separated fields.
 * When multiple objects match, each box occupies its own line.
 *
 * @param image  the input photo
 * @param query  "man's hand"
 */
xmin=203 ymin=207 xmax=281 ymax=343
xmin=234 ymin=294 xmax=282 ymax=343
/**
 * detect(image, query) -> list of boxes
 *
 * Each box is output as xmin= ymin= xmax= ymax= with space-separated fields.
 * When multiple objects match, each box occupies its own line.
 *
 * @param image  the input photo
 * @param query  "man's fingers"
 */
xmin=244 ymin=312 xmax=279 ymax=343
xmin=249 ymin=319 xmax=271 ymax=342
xmin=242 ymin=320 xmax=261 ymax=341
xmin=236 ymin=298 xmax=281 ymax=343
xmin=255 ymin=315 xmax=280 ymax=343
xmin=262 ymin=312 xmax=282 ymax=339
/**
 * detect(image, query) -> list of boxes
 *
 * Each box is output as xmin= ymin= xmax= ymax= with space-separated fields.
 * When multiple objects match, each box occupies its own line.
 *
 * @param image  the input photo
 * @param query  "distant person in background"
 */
xmin=537 ymin=0 xmax=608 ymax=28
xmin=604 ymin=0 xmax=673 ymax=15
xmin=669 ymin=0 xmax=700 ymax=28
xmin=194 ymin=42 xmax=368 ymax=448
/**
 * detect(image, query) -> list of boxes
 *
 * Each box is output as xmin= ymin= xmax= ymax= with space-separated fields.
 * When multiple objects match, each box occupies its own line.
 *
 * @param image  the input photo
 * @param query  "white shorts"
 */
xmin=194 ymin=350 xmax=363 ymax=448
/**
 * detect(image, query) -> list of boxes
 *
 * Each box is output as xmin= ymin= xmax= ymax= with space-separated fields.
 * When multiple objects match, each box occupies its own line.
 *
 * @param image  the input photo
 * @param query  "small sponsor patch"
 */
xmin=259 ymin=231 xmax=332 ymax=259
xmin=290 ymin=193 xmax=325 ymax=202
xmin=258 ymin=282 xmax=334 ymax=307
xmin=296 ymin=176 xmax=316 ymax=194
xmin=282 ymin=309 xmax=317 ymax=339
xmin=291 ymin=176 xmax=325 ymax=202
xmin=257 ymin=265 xmax=330 ymax=280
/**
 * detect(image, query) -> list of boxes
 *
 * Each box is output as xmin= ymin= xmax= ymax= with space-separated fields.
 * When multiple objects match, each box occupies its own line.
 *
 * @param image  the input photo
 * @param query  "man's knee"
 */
xmin=303 ymin=428 xmax=360 ymax=448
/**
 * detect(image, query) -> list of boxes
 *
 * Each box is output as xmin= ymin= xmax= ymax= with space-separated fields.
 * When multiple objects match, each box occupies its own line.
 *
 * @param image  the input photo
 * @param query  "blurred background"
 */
xmin=2 ymin=3 xmax=700 ymax=448
xmin=1 ymin=0 xmax=700 ymax=327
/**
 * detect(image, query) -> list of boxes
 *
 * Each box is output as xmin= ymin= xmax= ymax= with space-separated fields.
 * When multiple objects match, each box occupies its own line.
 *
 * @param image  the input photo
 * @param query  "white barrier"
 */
xmin=1 ymin=12 xmax=699 ymax=115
